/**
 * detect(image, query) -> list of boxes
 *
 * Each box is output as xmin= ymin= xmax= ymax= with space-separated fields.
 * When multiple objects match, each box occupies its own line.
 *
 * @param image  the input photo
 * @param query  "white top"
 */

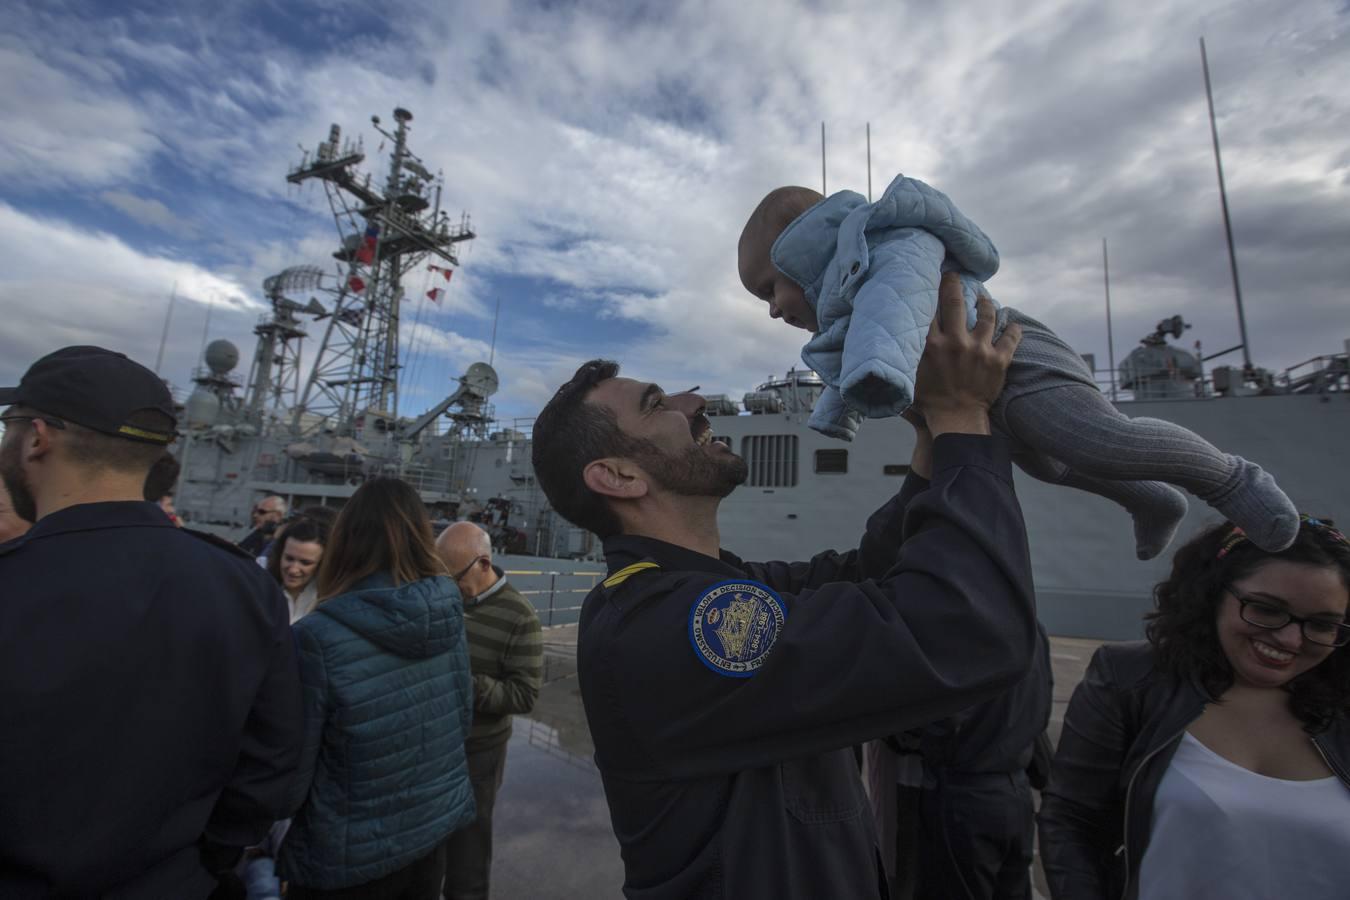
xmin=1138 ymin=732 xmax=1350 ymax=899
xmin=288 ymin=582 xmax=319 ymax=624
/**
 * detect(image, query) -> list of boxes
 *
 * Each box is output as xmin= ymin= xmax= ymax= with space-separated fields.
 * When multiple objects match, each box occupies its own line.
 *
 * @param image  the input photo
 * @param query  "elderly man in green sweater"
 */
xmin=435 ymin=521 xmax=544 ymax=900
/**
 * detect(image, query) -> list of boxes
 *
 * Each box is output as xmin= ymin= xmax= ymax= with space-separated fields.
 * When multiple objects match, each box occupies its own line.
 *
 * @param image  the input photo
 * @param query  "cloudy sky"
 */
xmin=1 ymin=0 xmax=1347 ymax=421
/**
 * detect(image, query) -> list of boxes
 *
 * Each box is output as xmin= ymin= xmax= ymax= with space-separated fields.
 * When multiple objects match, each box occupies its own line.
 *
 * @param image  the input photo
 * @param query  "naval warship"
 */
xmin=174 ymin=107 xmax=1350 ymax=642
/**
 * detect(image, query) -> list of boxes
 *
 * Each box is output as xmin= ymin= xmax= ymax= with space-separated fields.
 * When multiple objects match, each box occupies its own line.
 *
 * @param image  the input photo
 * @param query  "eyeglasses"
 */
xmin=1229 ymin=590 xmax=1350 ymax=648
xmin=452 ymin=555 xmax=488 ymax=581
xmin=0 ymin=415 xmax=66 ymax=430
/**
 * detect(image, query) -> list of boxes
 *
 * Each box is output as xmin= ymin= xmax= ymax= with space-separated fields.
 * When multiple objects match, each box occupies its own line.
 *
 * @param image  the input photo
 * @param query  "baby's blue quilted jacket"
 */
xmin=771 ymin=174 xmax=999 ymax=440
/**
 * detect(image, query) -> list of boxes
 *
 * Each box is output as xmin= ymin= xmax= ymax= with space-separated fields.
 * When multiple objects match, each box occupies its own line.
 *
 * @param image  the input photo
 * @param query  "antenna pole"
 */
xmin=1200 ymin=36 xmax=1251 ymax=369
xmin=489 ymin=296 xmax=501 ymax=367
xmin=154 ymin=282 xmax=178 ymax=375
xmin=821 ymin=122 xmax=826 ymax=195
xmin=866 ymin=122 xmax=872 ymax=202
xmin=198 ymin=295 xmax=215 ymax=360
xmin=1103 ymin=238 xmax=1117 ymax=403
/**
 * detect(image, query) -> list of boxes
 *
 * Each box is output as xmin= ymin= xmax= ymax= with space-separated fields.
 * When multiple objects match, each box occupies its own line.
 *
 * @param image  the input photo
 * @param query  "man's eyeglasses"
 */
xmin=0 ymin=415 xmax=66 ymax=430
xmin=452 ymin=556 xmax=488 ymax=581
xmin=1229 ymin=589 xmax=1350 ymax=648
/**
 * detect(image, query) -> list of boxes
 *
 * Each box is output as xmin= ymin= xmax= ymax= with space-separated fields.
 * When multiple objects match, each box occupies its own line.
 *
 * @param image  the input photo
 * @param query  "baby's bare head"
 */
xmin=737 ymin=186 xmax=824 ymax=268
xmin=737 ymin=186 xmax=824 ymax=332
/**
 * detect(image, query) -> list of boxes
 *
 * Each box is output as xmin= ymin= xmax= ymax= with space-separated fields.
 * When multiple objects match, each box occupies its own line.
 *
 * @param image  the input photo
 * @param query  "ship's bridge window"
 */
xmin=883 ymin=463 xmax=911 ymax=476
xmin=814 ymin=449 xmax=848 ymax=474
xmin=741 ymin=435 xmax=799 ymax=487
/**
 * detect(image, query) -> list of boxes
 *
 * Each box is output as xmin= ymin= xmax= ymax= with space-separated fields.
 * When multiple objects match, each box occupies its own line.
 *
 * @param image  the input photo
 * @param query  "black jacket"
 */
xmin=913 ymin=621 xmax=1051 ymax=777
xmin=1038 ymin=640 xmax=1350 ymax=900
xmin=0 ymin=502 xmax=303 ymax=898
xmin=577 ymin=434 xmax=1037 ymax=899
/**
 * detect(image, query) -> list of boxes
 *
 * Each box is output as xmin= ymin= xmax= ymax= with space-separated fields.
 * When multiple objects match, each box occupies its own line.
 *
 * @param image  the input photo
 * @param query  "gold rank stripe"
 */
xmin=117 ymin=424 xmax=174 ymax=443
xmin=602 ymin=561 xmax=661 ymax=589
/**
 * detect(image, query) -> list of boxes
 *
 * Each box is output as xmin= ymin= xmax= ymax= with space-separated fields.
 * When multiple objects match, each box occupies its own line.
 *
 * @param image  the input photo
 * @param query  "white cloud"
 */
xmin=0 ymin=39 xmax=157 ymax=188
xmin=0 ymin=203 xmax=258 ymax=389
xmin=99 ymin=190 xmax=198 ymax=235
xmin=3 ymin=0 xmax=1348 ymax=420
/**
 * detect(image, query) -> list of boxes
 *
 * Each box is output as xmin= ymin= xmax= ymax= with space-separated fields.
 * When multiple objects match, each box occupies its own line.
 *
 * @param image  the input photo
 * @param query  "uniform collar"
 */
xmin=25 ymin=500 xmax=175 ymax=542
xmin=602 ymin=533 xmax=745 ymax=579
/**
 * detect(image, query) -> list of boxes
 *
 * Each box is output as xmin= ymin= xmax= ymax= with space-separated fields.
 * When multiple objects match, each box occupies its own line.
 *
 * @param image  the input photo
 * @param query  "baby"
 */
xmin=737 ymin=174 xmax=1298 ymax=559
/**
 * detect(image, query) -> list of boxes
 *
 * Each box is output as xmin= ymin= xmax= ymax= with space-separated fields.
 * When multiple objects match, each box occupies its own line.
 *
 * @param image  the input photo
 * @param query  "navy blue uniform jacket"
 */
xmin=577 ymin=434 xmax=1037 ymax=899
xmin=0 ymin=502 xmax=303 ymax=898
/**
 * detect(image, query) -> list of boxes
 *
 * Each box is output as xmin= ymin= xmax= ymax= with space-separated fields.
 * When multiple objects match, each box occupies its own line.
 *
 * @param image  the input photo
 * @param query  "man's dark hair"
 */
xmin=11 ymin=404 xmax=172 ymax=475
xmin=1146 ymin=518 xmax=1350 ymax=733
xmin=531 ymin=360 xmax=633 ymax=540
xmin=143 ymin=451 xmax=181 ymax=502
xmin=298 ymin=504 xmax=338 ymax=531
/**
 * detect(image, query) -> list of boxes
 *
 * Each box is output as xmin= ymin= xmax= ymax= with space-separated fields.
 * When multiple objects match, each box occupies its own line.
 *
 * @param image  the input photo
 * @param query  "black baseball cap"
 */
xmin=0 ymin=346 xmax=177 ymax=445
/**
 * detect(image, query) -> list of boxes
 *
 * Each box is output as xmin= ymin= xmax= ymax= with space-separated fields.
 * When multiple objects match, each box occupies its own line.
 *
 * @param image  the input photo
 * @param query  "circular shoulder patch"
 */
xmin=687 ymin=580 xmax=788 ymax=678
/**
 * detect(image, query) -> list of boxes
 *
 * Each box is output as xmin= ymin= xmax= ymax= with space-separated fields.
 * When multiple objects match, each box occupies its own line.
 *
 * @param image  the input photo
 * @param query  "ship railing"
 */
xmin=470 ymin=415 xmax=538 ymax=440
xmin=399 ymin=465 xmax=456 ymax=494
xmin=503 ymin=567 xmax=604 ymax=628
xmin=1280 ymin=353 xmax=1349 ymax=394
xmin=1084 ymin=365 xmax=1227 ymax=402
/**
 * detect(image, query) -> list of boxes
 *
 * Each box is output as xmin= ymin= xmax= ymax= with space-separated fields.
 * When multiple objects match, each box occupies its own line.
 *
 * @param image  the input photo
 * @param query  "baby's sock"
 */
xmin=1127 ymin=483 xmax=1189 ymax=561
xmin=1056 ymin=471 xmax=1188 ymax=560
xmin=1203 ymin=457 xmax=1300 ymax=552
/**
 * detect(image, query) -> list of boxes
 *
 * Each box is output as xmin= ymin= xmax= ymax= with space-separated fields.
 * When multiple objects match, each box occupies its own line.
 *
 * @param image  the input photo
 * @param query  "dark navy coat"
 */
xmin=577 ymin=434 xmax=1038 ymax=899
xmin=0 ymin=501 xmax=302 ymax=899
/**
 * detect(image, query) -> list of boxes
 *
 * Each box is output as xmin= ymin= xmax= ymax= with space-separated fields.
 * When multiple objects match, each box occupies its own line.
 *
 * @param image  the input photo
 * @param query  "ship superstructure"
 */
xmin=175 ymin=108 xmax=587 ymax=558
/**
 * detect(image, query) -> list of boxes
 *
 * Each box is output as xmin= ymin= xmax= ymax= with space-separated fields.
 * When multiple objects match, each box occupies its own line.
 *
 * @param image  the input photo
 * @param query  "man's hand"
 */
xmin=912 ymin=272 xmax=1021 ymax=436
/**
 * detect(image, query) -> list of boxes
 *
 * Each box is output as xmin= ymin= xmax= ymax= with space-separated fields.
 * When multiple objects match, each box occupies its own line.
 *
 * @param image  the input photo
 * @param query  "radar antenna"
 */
xmin=286 ymin=108 xmax=476 ymax=434
xmin=244 ymin=265 xmax=327 ymax=423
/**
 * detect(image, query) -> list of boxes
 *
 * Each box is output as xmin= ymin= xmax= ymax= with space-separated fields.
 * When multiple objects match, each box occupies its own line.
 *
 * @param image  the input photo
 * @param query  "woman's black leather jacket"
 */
xmin=1037 ymin=640 xmax=1350 ymax=900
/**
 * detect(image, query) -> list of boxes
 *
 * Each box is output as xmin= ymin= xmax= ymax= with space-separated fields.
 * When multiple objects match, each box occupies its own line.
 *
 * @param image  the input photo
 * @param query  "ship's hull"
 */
xmin=711 ymin=391 xmax=1350 ymax=640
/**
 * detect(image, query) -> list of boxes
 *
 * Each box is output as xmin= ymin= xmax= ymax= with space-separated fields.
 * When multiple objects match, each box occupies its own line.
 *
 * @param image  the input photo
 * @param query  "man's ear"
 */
xmin=582 ymin=458 xmax=649 ymax=501
xmin=21 ymin=419 xmax=56 ymax=464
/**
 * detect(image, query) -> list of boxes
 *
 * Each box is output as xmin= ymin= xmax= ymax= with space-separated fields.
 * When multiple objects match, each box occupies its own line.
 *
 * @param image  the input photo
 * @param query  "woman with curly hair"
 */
xmin=1039 ymin=515 xmax=1350 ymax=900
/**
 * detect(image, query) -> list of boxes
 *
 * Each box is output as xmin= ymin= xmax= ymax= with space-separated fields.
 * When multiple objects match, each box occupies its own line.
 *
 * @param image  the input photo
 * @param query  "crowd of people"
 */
xmin=1 ymin=312 xmax=1345 ymax=899
xmin=0 ymin=347 xmax=543 ymax=899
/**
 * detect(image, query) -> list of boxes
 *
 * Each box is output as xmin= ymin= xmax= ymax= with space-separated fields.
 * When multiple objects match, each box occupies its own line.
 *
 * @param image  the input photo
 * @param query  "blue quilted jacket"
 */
xmin=771 ymin=174 xmax=999 ymax=440
xmin=277 ymin=573 xmax=475 ymax=889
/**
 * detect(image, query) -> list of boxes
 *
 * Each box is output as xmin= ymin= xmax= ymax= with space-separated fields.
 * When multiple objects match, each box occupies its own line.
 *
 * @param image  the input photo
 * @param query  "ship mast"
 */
xmin=286 ymin=108 xmax=476 ymax=434
xmin=1200 ymin=37 xmax=1252 ymax=370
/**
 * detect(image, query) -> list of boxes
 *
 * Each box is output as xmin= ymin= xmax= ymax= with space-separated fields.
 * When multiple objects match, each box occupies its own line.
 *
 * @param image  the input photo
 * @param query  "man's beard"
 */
xmin=631 ymin=439 xmax=747 ymax=499
xmin=0 ymin=437 xmax=37 ymax=523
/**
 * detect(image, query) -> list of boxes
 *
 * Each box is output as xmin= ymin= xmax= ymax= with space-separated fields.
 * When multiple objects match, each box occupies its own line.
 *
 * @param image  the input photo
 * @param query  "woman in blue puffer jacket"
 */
xmin=278 ymin=477 xmax=475 ymax=898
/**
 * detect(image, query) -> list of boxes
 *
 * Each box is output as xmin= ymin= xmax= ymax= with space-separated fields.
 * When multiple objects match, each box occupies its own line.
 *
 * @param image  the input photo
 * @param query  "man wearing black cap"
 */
xmin=0 ymin=346 xmax=304 ymax=899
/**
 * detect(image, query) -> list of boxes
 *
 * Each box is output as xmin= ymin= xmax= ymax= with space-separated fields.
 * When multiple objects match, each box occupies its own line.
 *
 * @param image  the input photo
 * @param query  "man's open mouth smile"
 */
xmin=692 ymin=415 xmax=714 ymax=446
